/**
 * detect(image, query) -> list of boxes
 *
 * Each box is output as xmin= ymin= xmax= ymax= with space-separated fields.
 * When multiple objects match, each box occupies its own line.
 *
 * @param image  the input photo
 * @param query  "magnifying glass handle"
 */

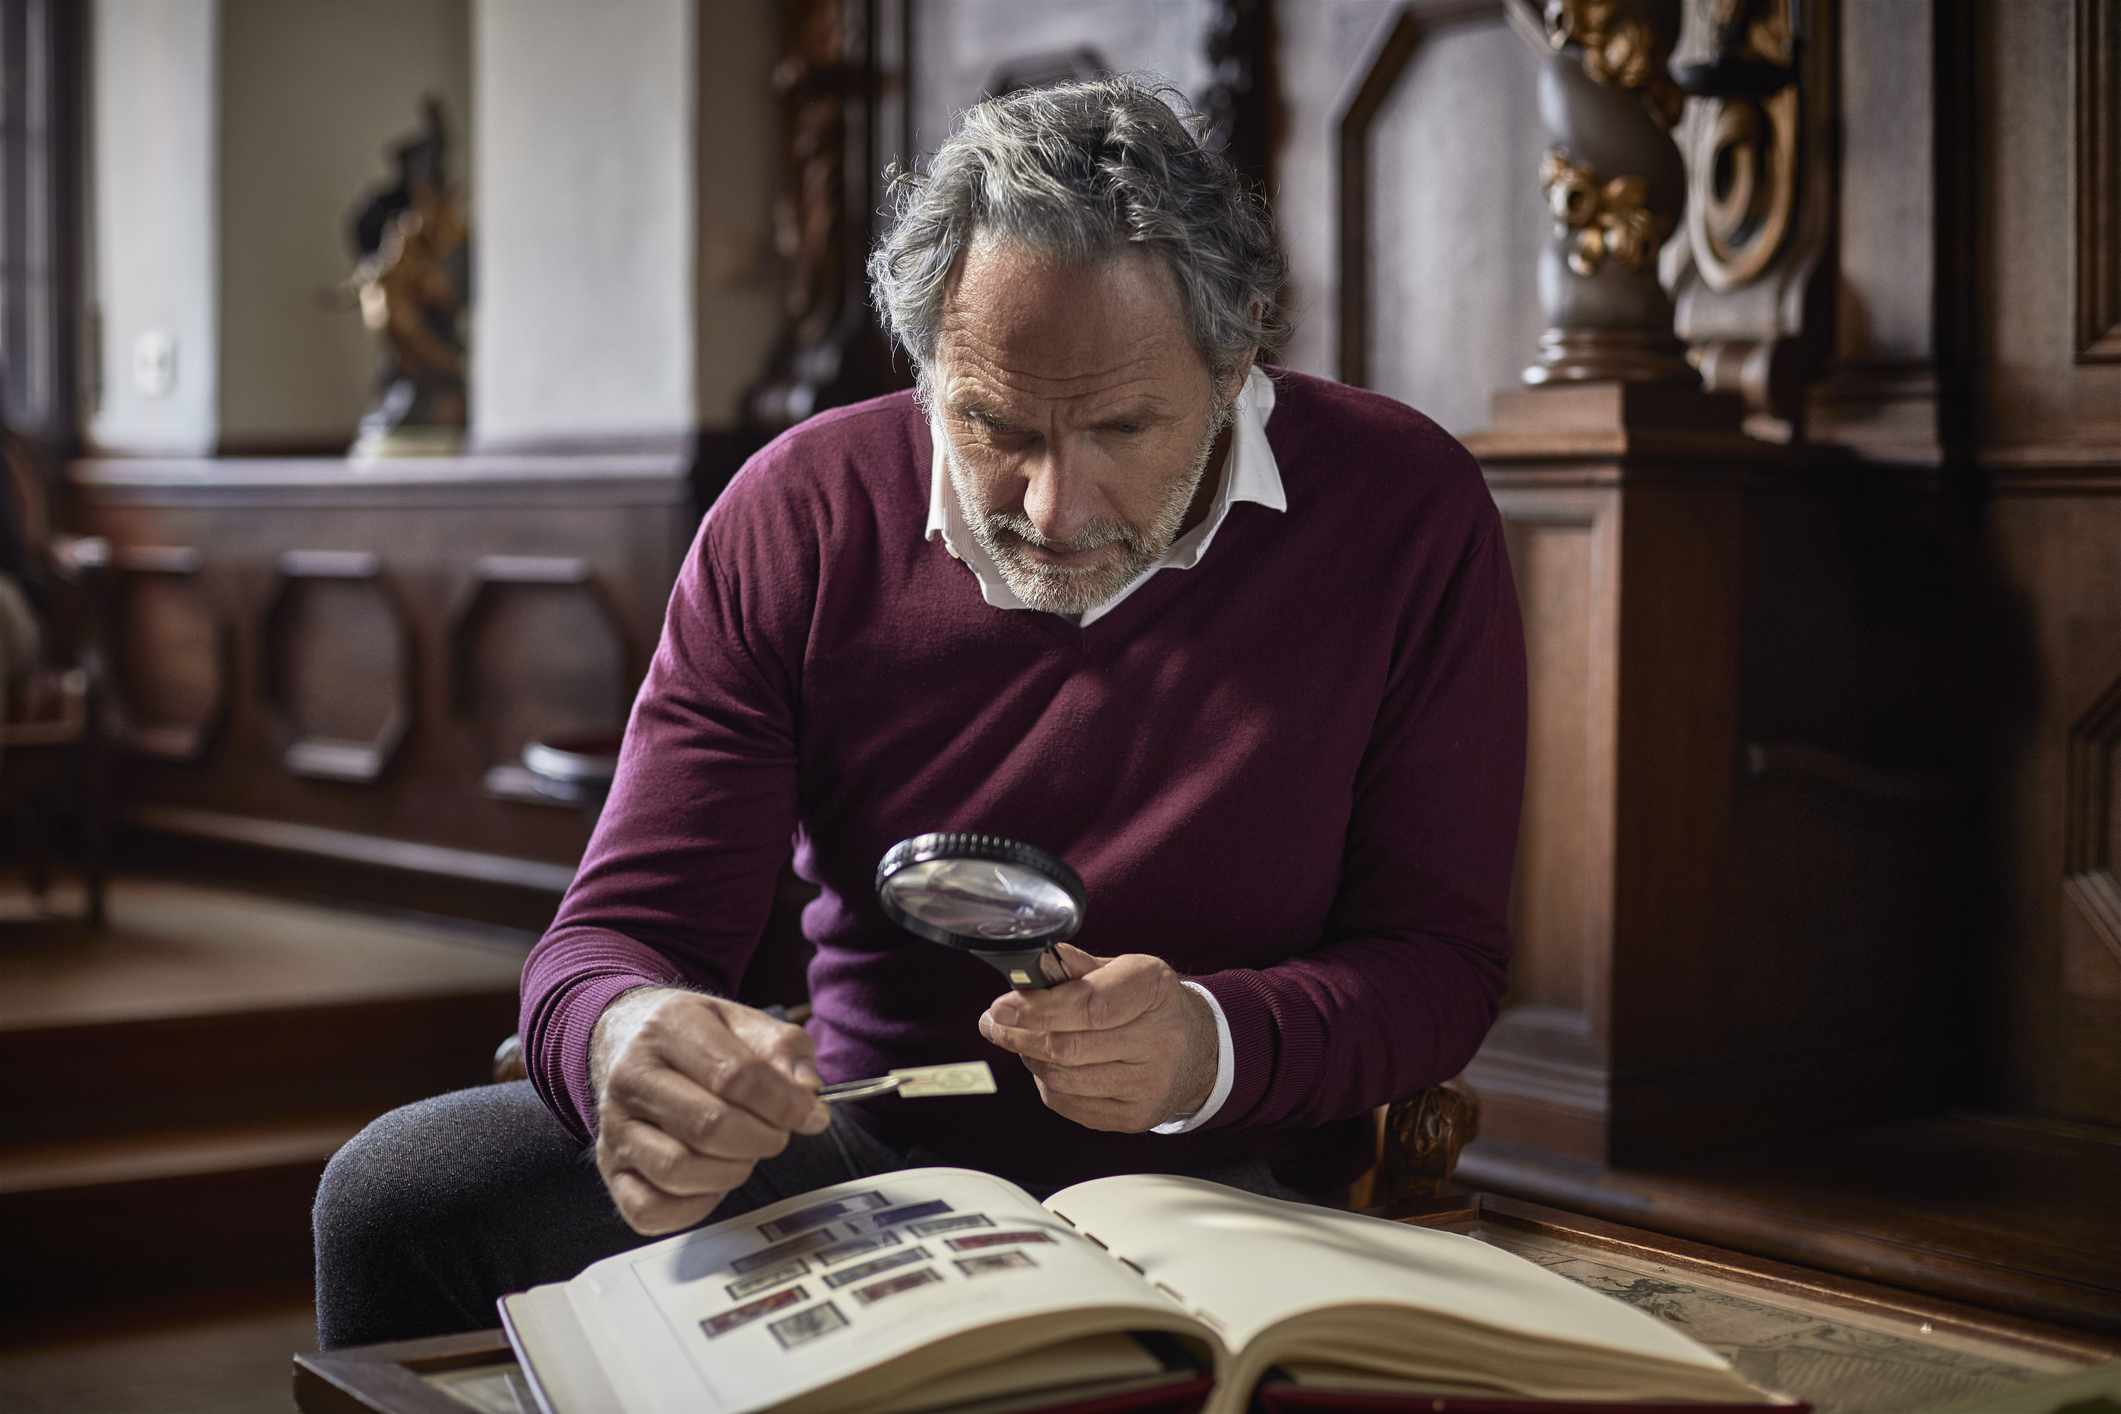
xmin=979 ymin=944 xmax=1068 ymax=991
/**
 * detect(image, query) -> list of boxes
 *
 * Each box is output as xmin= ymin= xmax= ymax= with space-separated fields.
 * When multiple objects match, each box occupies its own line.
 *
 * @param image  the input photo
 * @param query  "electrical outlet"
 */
xmin=133 ymin=330 xmax=176 ymax=398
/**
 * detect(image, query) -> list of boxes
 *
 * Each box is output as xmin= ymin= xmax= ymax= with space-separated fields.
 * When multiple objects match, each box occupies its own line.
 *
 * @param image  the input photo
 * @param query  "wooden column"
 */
xmin=1462 ymin=383 xmax=1768 ymax=1166
xmin=1453 ymin=3 xmax=1949 ymax=1171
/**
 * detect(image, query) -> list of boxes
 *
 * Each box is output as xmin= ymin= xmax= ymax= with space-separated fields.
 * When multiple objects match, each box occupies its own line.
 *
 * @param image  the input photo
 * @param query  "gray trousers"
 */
xmin=312 ymin=1080 xmax=1304 ymax=1350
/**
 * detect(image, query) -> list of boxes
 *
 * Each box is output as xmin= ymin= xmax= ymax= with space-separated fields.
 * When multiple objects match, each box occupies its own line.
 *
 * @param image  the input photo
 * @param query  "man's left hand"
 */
xmin=977 ymin=943 xmax=1217 ymax=1132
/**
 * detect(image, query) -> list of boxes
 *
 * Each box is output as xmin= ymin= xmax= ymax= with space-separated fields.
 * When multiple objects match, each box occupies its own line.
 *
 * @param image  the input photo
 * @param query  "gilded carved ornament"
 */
xmin=1686 ymin=1 xmax=1798 ymax=292
xmin=1544 ymin=0 xmax=1686 ymax=127
xmin=1541 ymin=147 xmax=1672 ymax=275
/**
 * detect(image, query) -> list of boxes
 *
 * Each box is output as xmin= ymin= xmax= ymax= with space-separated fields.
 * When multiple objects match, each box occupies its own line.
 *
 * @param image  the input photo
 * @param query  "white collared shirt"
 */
xmin=924 ymin=366 xmax=1288 ymax=1132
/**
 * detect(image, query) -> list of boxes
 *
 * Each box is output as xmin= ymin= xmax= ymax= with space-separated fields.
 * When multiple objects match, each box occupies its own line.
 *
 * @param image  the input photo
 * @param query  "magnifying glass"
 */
xmin=875 ymin=832 xmax=1086 ymax=991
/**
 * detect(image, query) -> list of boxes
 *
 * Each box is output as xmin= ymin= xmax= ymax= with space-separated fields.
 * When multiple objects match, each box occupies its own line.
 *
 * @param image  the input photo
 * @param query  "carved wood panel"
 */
xmin=1495 ymin=497 xmax=1611 ymax=1035
xmin=260 ymin=550 xmax=413 ymax=784
xmin=107 ymin=545 xmax=229 ymax=762
xmin=2063 ymin=651 xmax=2121 ymax=999
xmin=69 ymin=453 xmax=693 ymax=902
xmin=448 ymin=556 xmax=635 ymax=804
xmin=2080 ymin=0 xmax=2121 ymax=362
xmin=1336 ymin=1 xmax=1545 ymax=432
xmin=1989 ymin=491 xmax=2121 ymax=1129
xmin=1467 ymin=485 xmax=1620 ymax=1161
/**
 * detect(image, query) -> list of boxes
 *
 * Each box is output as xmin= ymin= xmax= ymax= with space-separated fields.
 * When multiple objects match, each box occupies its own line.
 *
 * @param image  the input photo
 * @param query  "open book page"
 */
xmin=1045 ymin=1176 xmax=1760 ymax=1408
xmin=542 ymin=1167 xmax=1212 ymax=1414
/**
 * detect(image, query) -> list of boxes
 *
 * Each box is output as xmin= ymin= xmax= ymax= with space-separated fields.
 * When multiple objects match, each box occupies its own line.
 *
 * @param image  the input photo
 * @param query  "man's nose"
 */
xmin=1019 ymin=444 xmax=1097 ymax=545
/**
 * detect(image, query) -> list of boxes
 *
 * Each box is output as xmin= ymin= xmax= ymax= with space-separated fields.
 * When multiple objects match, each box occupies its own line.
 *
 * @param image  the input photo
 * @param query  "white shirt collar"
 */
xmin=924 ymin=366 xmax=1284 ymax=625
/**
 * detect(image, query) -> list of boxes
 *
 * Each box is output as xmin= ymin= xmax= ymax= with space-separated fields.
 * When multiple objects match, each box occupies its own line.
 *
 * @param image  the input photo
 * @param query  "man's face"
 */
xmin=933 ymin=238 xmax=1236 ymax=616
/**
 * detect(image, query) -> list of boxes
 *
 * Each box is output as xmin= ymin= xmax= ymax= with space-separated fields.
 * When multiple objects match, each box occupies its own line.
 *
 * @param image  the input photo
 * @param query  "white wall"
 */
xmin=88 ymin=0 xmax=220 ymax=455
xmin=90 ymin=0 xmax=760 ymax=452
xmin=218 ymin=0 xmax=473 ymax=448
xmin=473 ymin=0 xmax=697 ymax=445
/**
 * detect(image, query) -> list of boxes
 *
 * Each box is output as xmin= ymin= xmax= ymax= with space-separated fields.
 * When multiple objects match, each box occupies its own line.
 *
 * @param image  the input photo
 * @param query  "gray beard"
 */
xmin=946 ymin=399 xmax=1233 ymax=618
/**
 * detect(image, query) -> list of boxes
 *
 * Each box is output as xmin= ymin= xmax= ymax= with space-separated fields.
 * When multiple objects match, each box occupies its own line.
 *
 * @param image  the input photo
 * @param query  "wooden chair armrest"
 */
xmin=1344 ymin=1079 xmax=1480 ymax=1214
xmin=493 ymin=1033 xmax=527 ymax=1084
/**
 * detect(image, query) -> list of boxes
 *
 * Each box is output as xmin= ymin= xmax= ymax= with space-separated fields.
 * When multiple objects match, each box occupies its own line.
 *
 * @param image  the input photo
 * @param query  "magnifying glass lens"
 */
xmin=881 ymin=859 xmax=1077 ymax=941
xmin=874 ymin=833 xmax=1087 ymax=991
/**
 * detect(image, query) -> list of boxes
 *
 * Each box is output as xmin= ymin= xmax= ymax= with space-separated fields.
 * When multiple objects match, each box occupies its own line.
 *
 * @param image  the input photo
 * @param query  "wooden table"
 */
xmin=293 ymin=1197 xmax=2120 ymax=1414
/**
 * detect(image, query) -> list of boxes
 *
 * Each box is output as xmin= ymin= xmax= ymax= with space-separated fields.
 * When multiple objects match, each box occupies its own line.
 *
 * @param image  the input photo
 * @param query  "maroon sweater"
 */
xmin=520 ymin=370 xmax=1526 ymax=1190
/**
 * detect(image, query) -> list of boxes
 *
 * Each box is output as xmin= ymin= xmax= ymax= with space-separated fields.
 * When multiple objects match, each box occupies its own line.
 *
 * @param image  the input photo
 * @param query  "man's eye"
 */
xmin=1105 ymin=422 xmax=1144 ymax=437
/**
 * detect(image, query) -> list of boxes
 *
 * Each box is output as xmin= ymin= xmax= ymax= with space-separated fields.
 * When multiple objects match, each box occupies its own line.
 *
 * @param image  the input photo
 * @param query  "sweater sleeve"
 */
xmin=1192 ymin=500 xmax=1526 ymax=1130
xmin=518 ymin=488 xmax=810 ymax=1143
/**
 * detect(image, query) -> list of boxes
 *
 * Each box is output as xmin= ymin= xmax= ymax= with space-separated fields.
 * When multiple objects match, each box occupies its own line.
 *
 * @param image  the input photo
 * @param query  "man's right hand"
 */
xmin=589 ymin=987 xmax=831 ymax=1235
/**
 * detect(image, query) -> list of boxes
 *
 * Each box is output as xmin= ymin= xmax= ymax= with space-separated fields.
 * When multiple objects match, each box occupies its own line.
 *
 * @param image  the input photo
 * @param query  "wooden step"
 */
xmin=0 ymin=876 xmax=526 ymax=1143
xmin=0 ymin=1111 xmax=367 ymax=1196
xmin=0 ymin=1112 xmax=373 ymax=1318
xmin=0 ymin=989 xmax=524 ymax=1144
xmin=0 ymin=877 xmax=535 ymax=1320
xmin=0 ymin=876 xmax=527 ymax=1032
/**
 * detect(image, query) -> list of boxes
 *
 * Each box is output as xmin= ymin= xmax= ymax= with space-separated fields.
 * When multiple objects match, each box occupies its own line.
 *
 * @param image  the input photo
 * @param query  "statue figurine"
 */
xmin=346 ymin=97 xmax=469 ymax=458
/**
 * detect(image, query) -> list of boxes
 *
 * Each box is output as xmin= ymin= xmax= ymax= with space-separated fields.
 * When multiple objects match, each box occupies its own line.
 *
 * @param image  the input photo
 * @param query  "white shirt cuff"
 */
xmin=1151 ymin=980 xmax=1235 ymax=1134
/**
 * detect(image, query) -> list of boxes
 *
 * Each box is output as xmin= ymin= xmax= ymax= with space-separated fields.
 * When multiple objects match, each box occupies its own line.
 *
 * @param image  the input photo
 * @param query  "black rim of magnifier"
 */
xmin=874 ymin=832 xmax=1087 ymax=952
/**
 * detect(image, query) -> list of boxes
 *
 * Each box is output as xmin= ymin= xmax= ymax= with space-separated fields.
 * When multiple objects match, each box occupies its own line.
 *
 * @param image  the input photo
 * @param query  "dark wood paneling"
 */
xmin=1335 ymin=1 xmax=1544 ymax=433
xmin=68 ymin=454 xmax=695 ymax=913
xmin=1988 ymin=486 xmax=2121 ymax=1130
xmin=2080 ymin=0 xmax=2121 ymax=363
xmin=1466 ymin=386 xmax=1964 ymax=1168
xmin=1976 ymin=0 xmax=2121 ymax=460
xmin=448 ymin=555 xmax=635 ymax=802
xmin=1479 ymin=486 xmax=1615 ymax=1162
xmin=262 ymin=550 xmax=414 ymax=784
xmin=106 ymin=545 xmax=230 ymax=763
xmin=0 ymin=0 xmax=84 ymax=453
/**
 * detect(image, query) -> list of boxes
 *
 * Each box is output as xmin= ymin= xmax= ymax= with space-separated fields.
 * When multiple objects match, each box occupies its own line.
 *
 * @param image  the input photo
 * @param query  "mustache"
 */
xmin=981 ymin=512 xmax=1146 ymax=557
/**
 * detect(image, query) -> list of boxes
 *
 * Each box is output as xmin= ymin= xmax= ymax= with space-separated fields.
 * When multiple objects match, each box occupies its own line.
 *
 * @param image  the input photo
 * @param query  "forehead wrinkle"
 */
xmin=937 ymin=319 xmax=1177 ymax=385
xmin=937 ymin=333 xmax=1189 ymax=416
xmin=944 ymin=371 xmax=1176 ymax=425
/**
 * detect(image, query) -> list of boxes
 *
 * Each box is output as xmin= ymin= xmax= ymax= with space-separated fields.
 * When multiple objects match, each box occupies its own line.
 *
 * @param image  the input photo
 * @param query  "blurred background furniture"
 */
xmin=0 ymin=425 xmax=109 ymax=927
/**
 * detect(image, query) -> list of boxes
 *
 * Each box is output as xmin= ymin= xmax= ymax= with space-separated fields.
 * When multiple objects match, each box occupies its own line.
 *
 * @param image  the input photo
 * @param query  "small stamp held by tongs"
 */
xmin=818 ymin=1060 xmax=997 ymax=1104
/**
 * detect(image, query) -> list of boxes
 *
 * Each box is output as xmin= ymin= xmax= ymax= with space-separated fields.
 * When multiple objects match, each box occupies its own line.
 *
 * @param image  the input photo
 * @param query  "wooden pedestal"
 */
xmin=1459 ymin=384 xmax=1951 ymax=1169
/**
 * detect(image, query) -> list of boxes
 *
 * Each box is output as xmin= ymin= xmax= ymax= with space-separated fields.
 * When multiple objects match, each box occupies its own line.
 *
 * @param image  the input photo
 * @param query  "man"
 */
xmin=314 ymin=76 xmax=1525 ymax=1349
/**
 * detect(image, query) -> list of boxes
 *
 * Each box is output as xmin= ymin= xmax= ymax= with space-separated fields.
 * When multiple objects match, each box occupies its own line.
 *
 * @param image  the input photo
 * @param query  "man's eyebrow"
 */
xmin=944 ymin=393 xmax=1014 ymax=422
xmin=1090 ymin=400 xmax=1170 ymax=423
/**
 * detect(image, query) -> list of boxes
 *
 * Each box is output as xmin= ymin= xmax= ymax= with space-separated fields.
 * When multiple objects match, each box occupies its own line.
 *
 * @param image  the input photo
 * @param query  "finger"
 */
xmin=1028 ymin=1076 xmax=1154 ymax=1134
xmin=1053 ymin=942 xmax=1109 ymax=979
xmin=989 ymin=953 xmax=1170 ymax=1033
xmin=979 ymin=1011 xmax=1135 ymax=1066
xmin=611 ymin=1064 xmax=798 ymax=1161
xmin=727 ymin=1009 xmax=826 ymax=1092
xmin=607 ymin=1168 xmax=723 ymax=1236
xmin=655 ymin=1012 xmax=829 ymax=1136
xmin=1020 ymin=1057 xmax=1148 ymax=1100
xmin=600 ymin=1118 xmax=762 ymax=1197
xmin=985 ymin=947 xmax=1106 ymax=1022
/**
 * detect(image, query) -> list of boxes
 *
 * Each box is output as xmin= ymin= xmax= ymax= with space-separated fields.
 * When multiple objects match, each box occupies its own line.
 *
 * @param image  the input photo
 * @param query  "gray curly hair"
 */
xmin=866 ymin=75 xmax=1288 ymax=397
